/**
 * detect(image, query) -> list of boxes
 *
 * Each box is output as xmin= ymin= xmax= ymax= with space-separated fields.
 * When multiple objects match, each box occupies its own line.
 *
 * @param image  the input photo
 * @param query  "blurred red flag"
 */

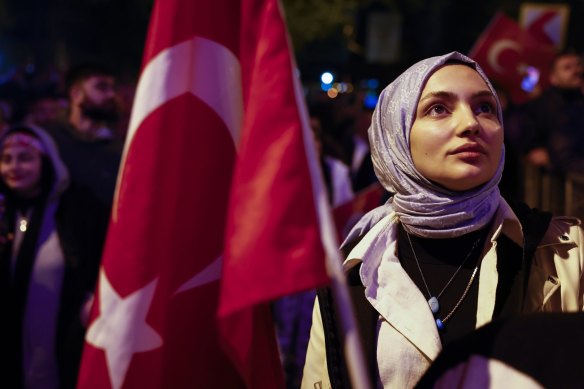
xmin=76 ymin=0 xmax=330 ymax=388
xmin=469 ymin=13 xmax=556 ymax=104
xmin=218 ymin=0 xmax=332 ymax=385
xmin=333 ymin=183 xmax=385 ymax=242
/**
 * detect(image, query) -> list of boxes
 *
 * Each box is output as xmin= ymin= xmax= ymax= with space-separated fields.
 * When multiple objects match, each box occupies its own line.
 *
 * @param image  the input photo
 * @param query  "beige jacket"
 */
xmin=302 ymin=200 xmax=584 ymax=389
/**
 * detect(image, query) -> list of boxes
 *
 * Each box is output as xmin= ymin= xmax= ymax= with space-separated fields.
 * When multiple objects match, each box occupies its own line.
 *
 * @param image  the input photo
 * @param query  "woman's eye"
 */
xmin=477 ymin=102 xmax=495 ymax=114
xmin=428 ymin=104 xmax=447 ymax=116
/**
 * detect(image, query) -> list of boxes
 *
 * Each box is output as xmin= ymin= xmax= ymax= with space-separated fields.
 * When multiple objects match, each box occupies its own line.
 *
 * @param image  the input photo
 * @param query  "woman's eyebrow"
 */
xmin=419 ymin=89 xmax=494 ymax=104
xmin=418 ymin=91 xmax=455 ymax=103
xmin=473 ymin=90 xmax=496 ymax=99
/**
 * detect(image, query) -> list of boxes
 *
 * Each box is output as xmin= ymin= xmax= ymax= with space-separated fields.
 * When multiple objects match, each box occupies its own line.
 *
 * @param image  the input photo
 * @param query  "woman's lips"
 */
xmin=450 ymin=143 xmax=486 ymax=159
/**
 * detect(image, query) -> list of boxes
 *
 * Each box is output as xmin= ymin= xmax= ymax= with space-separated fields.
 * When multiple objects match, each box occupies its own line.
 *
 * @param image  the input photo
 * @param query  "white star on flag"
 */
xmin=86 ymin=270 xmax=163 ymax=389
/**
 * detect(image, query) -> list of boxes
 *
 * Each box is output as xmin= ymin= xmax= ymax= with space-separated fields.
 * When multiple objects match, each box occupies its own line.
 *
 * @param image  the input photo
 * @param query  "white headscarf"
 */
xmin=345 ymin=52 xmax=505 ymax=241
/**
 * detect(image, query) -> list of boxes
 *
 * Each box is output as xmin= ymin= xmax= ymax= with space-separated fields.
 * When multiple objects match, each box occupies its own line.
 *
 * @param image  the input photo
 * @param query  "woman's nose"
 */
xmin=456 ymin=106 xmax=480 ymax=136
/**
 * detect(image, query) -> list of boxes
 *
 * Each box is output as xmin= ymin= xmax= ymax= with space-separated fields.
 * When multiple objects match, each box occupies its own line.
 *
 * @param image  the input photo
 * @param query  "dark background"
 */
xmin=289 ymin=0 xmax=584 ymax=88
xmin=0 ymin=0 xmax=582 ymax=90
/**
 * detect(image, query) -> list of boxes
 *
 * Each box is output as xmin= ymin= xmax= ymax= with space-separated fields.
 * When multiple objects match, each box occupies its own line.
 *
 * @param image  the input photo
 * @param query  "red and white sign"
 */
xmin=519 ymin=3 xmax=570 ymax=48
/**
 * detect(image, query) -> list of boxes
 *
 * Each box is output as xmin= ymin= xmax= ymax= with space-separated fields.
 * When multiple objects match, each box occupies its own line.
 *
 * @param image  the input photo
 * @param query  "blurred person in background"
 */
xmin=45 ymin=63 xmax=123 ymax=209
xmin=522 ymin=49 xmax=584 ymax=172
xmin=349 ymin=88 xmax=380 ymax=193
xmin=519 ymin=49 xmax=584 ymax=218
xmin=24 ymin=92 xmax=66 ymax=129
xmin=0 ymin=125 xmax=108 ymax=389
xmin=311 ymin=113 xmax=354 ymax=207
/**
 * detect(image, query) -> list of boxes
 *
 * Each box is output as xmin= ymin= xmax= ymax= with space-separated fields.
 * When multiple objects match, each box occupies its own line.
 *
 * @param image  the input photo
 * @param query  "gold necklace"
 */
xmin=404 ymin=228 xmax=482 ymax=330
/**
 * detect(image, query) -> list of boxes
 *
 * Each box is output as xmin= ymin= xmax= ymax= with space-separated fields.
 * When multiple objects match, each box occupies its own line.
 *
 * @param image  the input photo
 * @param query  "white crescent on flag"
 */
xmin=113 ymin=37 xmax=244 ymax=218
xmin=487 ymin=40 xmax=522 ymax=74
xmin=126 ymin=36 xmax=243 ymax=150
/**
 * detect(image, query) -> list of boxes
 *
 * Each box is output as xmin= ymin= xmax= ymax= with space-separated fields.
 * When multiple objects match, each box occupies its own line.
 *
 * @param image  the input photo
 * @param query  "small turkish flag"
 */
xmin=469 ymin=13 xmax=556 ymax=104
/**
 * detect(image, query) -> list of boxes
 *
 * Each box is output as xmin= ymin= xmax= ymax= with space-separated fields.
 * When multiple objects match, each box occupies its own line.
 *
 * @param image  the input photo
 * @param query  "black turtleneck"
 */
xmin=397 ymin=224 xmax=488 ymax=348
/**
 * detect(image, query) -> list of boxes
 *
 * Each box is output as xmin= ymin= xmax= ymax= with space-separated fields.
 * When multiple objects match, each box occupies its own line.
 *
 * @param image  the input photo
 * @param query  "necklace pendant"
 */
xmin=436 ymin=318 xmax=445 ymax=330
xmin=428 ymin=296 xmax=440 ymax=314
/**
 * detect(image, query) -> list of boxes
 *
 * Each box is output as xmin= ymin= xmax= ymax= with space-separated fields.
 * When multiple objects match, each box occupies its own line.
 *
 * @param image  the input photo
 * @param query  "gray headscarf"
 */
xmin=346 ymin=51 xmax=505 ymax=241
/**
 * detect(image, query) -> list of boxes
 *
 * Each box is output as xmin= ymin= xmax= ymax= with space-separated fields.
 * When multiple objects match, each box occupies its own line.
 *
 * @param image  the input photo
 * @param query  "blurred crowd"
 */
xmin=0 ymin=63 xmax=126 ymax=389
xmin=497 ymin=49 xmax=584 ymax=220
xmin=0 ymin=45 xmax=582 ymax=389
xmin=0 ymin=65 xmax=134 ymax=142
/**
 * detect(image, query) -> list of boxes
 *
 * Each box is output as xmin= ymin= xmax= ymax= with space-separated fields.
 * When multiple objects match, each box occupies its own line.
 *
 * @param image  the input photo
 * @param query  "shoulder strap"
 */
xmin=316 ymin=286 xmax=350 ymax=388
xmin=506 ymin=200 xmax=552 ymax=310
xmin=316 ymin=264 xmax=378 ymax=388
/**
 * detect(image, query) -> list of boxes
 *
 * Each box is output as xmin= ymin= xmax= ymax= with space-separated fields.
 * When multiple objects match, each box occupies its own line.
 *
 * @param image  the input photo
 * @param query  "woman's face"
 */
xmin=0 ymin=144 xmax=43 ymax=197
xmin=410 ymin=64 xmax=503 ymax=191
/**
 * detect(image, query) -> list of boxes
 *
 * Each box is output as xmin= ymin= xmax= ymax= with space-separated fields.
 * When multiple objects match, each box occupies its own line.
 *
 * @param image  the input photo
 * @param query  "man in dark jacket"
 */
xmin=46 ymin=63 xmax=123 ymax=209
xmin=520 ymin=50 xmax=584 ymax=217
xmin=523 ymin=49 xmax=584 ymax=173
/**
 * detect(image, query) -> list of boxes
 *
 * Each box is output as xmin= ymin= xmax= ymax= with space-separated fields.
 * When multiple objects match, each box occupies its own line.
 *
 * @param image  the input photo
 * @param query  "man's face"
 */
xmin=74 ymin=75 xmax=120 ymax=122
xmin=550 ymin=54 xmax=584 ymax=90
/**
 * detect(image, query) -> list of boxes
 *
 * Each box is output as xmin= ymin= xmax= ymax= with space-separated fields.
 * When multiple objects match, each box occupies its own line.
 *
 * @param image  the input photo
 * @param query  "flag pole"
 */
xmin=323 ymin=216 xmax=373 ymax=389
xmin=277 ymin=0 xmax=371 ymax=384
xmin=291 ymin=61 xmax=372 ymax=389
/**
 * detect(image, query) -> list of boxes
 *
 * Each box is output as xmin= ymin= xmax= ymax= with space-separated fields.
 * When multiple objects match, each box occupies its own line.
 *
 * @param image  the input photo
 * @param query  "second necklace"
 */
xmin=404 ymin=228 xmax=483 ymax=330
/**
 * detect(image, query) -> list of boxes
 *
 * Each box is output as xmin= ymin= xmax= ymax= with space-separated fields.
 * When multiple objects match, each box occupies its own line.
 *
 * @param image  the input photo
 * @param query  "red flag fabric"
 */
xmin=468 ymin=13 xmax=557 ymax=104
xmin=76 ymin=0 xmax=331 ymax=388
xmin=217 ymin=0 xmax=331 ymax=386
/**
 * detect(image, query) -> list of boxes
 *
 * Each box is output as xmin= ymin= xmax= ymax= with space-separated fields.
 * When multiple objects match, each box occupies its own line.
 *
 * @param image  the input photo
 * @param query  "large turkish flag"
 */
xmin=76 ymin=0 xmax=331 ymax=388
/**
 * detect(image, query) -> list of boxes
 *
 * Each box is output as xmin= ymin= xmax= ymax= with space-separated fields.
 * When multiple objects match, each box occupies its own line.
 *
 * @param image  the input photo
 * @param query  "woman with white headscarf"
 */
xmin=301 ymin=52 xmax=584 ymax=388
xmin=0 ymin=125 xmax=109 ymax=389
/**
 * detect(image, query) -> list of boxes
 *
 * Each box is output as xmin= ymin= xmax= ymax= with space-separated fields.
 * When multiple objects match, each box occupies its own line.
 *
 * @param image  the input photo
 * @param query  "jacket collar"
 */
xmin=345 ymin=213 xmax=441 ymax=360
xmin=342 ymin=198 xmax=532 ymax=361
xmin=489 ymin=198 xmax=523 ymax=246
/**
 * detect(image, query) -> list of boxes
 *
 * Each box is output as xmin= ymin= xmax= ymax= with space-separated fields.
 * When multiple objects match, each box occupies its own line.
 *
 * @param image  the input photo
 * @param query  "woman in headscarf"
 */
xmin=0 ymin=124 xmax=108 ymax=389
xmin=301 ymin=52 xmax=584 ymax=388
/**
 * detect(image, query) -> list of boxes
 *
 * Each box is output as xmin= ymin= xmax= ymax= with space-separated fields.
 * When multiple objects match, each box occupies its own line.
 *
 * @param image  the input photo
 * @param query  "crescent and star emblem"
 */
xmin=487 ymin=39 xmax=522 ymax=74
